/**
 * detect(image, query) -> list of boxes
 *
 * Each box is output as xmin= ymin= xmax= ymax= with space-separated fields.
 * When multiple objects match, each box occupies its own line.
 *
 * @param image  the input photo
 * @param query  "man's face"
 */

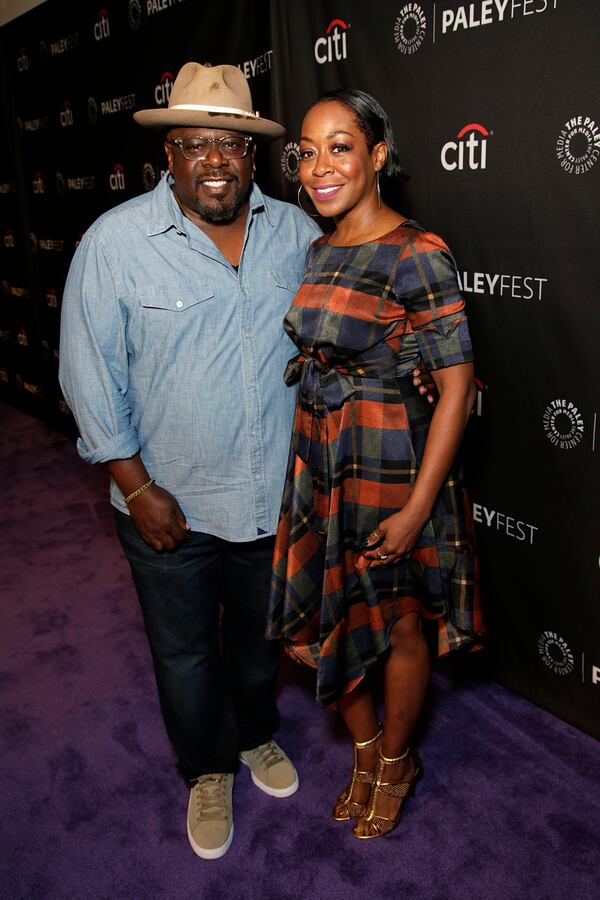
xmin=164 ymin=126 xmax=255 ymax=224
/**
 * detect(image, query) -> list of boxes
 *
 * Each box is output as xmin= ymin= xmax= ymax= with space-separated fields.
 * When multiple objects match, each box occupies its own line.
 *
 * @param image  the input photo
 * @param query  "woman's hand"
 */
xmin=362 ymin=508 xmax=426 ymax=567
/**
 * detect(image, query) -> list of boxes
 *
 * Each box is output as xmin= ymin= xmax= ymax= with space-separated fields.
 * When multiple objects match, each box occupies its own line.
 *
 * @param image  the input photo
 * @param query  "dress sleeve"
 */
xmin=394 ymin=230 xmax=474 ymax=370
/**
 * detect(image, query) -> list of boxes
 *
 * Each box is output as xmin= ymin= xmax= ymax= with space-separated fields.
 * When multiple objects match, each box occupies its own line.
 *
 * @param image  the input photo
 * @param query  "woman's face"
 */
xmin=298 ymin=100 xmax=385 ymax=219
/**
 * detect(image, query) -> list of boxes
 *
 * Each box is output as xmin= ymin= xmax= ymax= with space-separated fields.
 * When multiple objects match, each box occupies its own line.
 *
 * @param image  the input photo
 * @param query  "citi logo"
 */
xmin=109 ymin=164 xmax=126 ymax=191
xmin=473 ymin=376 xmax=486 ymax=417
xmin=441 ymin=123 xmax=491 ymax=171
xmin=60 ymin=101 xmax=74 ymax=127
xmin=314 ymin=19 xmax=349 ymax=65
xmin=154 ymin=71 xmax=174 ymax=106
xmin=94 ymin=9 xmax=110 ymax=40
xmin=17 ymin=48 xmax=29 ymax=71
xmin=33 ymin=172 xmax=45 ymax=194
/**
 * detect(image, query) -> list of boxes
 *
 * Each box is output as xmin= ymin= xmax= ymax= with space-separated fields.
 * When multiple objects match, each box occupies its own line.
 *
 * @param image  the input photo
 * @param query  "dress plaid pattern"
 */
xmin=267 ymin=222 xmax=485 ymax=707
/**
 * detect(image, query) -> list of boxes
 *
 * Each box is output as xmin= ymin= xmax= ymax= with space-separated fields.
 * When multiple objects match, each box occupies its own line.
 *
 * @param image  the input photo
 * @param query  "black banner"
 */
xmin=0 ymin=0 xmax=598 ymax=738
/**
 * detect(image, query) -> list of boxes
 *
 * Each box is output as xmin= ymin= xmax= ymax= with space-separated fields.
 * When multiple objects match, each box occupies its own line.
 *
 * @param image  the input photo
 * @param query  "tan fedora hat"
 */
xmin=134 ymin=62 xmax=285 ymax=140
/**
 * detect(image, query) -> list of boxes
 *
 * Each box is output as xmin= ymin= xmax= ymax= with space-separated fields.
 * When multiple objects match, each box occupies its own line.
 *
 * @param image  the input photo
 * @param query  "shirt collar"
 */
xmin=146 ymin=173 xmax=274 ymax=236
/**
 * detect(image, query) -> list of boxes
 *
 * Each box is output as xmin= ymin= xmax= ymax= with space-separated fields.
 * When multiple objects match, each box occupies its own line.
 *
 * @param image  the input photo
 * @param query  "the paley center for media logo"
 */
xmin=281 ymin=142 xmax=301 ymax=183
xmin=538 ymin=631 xmax=600 ymax=685
xmin=543 ymin=399 xmax=584 ymax=450
xmin=394 ymin=3 xmax=427 ymax=54
xmin=556 ymin=115 xmax=599 ymax=175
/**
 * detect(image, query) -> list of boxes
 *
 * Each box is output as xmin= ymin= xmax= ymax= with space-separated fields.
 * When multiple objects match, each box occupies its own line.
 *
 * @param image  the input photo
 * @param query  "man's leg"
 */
xmin=114 ymin=509 xmax=238 ymax=782
xmin=222 ymin=536 xmax=298 ymax=797
xmin=221 ymin=536 xmax=280 ymax=748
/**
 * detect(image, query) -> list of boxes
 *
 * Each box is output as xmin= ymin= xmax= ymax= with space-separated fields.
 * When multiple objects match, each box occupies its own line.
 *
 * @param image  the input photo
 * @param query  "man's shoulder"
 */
xmin=260 ymin=191 xmax=322 ymax=237
xmin=86 ymin=192 xmax=151 ymax=235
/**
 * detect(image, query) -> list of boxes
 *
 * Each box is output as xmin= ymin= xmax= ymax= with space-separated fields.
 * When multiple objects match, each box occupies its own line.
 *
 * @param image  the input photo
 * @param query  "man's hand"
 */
xmin=127 ymin=483 xmax=191 ymax=551
xmin=106 ymin=454 xmax=191 ymax=551
xmin=412 ymin=362 xmax=437 ymax=405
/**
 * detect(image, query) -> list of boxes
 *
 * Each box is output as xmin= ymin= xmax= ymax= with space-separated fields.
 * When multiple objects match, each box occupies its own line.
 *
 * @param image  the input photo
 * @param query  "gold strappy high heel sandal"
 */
xmin=353 ymin=747 xmax=420 ymax=839
xmin=333 ymin=728 xmax=382 ymax=822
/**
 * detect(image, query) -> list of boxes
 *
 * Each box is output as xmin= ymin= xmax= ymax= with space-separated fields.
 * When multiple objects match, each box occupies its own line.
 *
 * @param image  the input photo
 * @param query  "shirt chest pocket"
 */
xmin=134 ymin=283 xmax=216 ymax=351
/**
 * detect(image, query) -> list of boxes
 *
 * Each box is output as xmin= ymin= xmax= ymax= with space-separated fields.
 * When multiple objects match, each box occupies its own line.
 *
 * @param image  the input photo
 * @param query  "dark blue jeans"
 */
xmin=114 ymin=509 xmax=280 ymax=784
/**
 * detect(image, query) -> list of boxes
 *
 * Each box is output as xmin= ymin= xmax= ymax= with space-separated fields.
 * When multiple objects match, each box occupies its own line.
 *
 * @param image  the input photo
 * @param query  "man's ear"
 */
xmin=164 ymin=134 xmax=174 ymax=170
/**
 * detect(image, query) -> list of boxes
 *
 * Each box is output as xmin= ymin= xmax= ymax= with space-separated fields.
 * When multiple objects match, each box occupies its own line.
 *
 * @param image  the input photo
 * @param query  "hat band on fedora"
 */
xmin=170 ymin=103 xmax=258 ymax=119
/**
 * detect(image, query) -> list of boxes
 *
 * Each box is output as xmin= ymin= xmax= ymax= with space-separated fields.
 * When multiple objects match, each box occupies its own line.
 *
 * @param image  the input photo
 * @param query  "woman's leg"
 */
xmin=354 ymin=611 xmax=430 ymax=837
xmin=334 ymin=683 xmax=381 ymax=816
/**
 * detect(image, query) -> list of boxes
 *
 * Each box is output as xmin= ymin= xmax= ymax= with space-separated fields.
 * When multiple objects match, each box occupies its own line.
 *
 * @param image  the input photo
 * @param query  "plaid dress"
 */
xmin=267 ymin=222 xmax=485 ymax=707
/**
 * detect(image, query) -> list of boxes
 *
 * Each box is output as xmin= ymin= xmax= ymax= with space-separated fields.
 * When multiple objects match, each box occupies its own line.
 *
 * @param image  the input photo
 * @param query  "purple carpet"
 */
xmin=1 ymin=400 xmax=598 ymax=900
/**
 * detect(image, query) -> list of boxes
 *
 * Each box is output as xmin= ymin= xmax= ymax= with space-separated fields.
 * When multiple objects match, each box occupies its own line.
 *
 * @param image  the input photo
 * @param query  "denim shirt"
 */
xmin=59 ymin=174 xmax=321 ymax=541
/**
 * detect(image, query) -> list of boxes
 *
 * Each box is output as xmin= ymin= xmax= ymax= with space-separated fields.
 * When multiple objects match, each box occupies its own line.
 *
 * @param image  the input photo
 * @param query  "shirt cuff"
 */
xmin=76 ymin=426 xmax=140 ymax=464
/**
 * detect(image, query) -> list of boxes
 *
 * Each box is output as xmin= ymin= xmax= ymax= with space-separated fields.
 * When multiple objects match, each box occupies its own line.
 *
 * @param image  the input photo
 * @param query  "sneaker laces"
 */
xmin=192 ymin=774 xmax=229 ymax=822
xmin=252 ymin=740 xmax=285 ymax=771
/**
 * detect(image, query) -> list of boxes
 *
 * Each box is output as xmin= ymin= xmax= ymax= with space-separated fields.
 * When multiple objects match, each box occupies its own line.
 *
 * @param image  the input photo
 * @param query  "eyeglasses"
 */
xmin=168 ymin=135 xmax=253 ymax=160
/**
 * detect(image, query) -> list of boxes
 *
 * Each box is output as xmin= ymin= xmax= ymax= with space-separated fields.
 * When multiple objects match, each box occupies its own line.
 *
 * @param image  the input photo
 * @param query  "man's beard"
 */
xmin=194 ymin=176 xmax=245 ymax=223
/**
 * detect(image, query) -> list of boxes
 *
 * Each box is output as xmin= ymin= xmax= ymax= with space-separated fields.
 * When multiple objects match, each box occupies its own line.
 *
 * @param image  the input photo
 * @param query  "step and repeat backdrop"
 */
xmin=0 ymin=0 xmax=598 ymax=738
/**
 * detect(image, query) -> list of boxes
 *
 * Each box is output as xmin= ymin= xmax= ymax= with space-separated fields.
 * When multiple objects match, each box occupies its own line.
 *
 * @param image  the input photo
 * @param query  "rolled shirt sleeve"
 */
xmin=59 ymin=234 xmax=140 ymax=464
xmin=396 ymin=231 xmax=474 ymax=371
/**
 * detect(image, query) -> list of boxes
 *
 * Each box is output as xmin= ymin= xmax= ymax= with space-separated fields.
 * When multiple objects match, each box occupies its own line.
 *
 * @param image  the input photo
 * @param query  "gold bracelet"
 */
xmin=124 ymin=477 xmax=155 ymax=505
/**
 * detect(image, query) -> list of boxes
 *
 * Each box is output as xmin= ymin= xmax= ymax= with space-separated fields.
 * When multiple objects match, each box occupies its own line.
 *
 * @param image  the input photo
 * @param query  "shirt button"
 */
xmin=254 ymin=473 xmax=261 ymax=480
xmin=176 ymin=300 xmax=183 ymax=309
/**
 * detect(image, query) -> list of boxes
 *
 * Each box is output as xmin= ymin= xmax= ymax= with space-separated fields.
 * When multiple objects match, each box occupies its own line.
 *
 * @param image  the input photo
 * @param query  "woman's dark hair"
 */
xmin=316 ymin=88 xmax=405 ymax=183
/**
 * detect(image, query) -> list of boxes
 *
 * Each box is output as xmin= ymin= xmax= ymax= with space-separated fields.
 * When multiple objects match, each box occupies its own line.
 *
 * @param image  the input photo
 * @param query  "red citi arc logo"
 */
xmin=314 ymin=19 xmax=349 ymax=64
xmin=441 ymin=123 xmax=490 ymax=171
xmin=94 ymin=9 xmax=110 ymax=41
xmin=60 ymin=101 xmax=74 ymax=127
xmin=154 ymin=71 xmax=174 ymax=106
xmin=109 ymin=164 xmax=126 ymax=191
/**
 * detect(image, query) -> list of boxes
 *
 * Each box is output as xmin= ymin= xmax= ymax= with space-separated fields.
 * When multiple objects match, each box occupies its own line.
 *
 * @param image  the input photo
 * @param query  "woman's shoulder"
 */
xmin=392 ymin=220 xmax=452 ymax=255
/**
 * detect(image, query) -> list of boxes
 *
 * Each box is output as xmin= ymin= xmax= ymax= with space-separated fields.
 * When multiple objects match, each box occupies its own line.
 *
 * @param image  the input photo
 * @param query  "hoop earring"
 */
xmin=297 ymin=184 xmax=320 ymax=218
xmin=376 ymin=171 xmax=381 ymax=209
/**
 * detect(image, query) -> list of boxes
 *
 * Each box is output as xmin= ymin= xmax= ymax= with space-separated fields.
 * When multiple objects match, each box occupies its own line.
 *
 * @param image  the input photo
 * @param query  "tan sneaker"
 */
xmin=187 ymin=773 xmax=234 ymax=860
xmin=240 ymin=740 xmax=299 ymax=798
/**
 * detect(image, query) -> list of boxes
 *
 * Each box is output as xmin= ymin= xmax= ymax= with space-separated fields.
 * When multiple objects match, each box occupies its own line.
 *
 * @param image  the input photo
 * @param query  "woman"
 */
xmin=267 ymin=89 xmax=485 ymax=840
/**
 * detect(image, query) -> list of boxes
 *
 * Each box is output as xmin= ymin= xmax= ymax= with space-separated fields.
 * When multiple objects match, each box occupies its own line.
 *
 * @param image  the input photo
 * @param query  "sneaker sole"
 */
xmin=239 ymin=756 xmax=300 ymax=798
xmin=187 ymin=822 xmax=234 ymax=860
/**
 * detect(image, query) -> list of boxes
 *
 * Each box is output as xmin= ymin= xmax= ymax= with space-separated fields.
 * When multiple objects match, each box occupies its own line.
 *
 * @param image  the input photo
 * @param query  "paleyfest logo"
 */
xmin=439 ymin=0 xmax=559 ymax=35
xmin=394 ymin=3 xmax=427 ymax=55
xmin=543 ymin=399 xmax=584 ymax=450
xmin=281 ymin=142 xmax=301 ymax=183
xmin=556 ymin=115 xmax=600 ymax=175
xmin=441 ymin=123 xmax=491 ymax=171
xmin=314 ymin=18 xmax=349 ymax=65
xmin=537 ymin=632 xmax=574 ymax=676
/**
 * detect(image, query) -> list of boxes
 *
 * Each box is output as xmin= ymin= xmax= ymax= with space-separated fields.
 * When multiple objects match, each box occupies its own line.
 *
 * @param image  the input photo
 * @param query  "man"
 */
xmin=59 ymin=62 xmax=320 ymax=860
